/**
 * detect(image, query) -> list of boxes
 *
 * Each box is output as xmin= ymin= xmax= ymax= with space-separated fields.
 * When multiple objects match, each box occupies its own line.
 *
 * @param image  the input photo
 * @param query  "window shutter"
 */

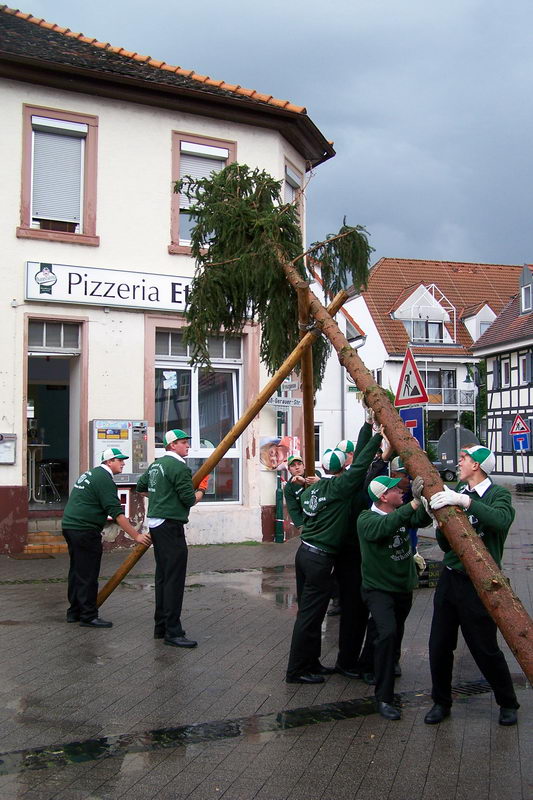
xmin=502 ymin=419 xmax=512 ymax=453
xmin=32 ymin=131 xmax=84 ymax=222
xmin=179 ymin=153 xmax=226 ymax=209
xmin=492 ymin=359 xmax=500 ymax=389
xmin=527 ymin=353 xmax=533 ymax=384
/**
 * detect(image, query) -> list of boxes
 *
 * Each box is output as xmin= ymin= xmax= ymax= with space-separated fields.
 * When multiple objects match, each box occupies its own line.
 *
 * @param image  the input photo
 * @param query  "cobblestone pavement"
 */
xmin=0 ymin=497 xmax=531 ymax=799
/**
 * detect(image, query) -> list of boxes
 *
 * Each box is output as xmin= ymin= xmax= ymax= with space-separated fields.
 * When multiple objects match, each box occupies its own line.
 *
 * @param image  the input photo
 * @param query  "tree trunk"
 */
xmin=282 ymin=258 xmax=533 ymax=682
xmin=298 ymin=286 xmax=315 ymax=477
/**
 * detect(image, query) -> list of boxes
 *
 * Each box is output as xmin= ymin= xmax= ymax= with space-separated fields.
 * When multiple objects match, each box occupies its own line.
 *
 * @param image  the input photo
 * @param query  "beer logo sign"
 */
xmin=34 ymin=264 xmax=57 ymax=295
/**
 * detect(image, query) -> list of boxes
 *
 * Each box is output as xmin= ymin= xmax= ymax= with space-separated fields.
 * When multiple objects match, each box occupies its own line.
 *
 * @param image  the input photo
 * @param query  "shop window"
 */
xmin=170 ymin=133 xmax=236 ymax=253
xmin=18 ymin=105 xmax=99 ymax=246
xmin=155 ymin=332 xmax=241 ymax=501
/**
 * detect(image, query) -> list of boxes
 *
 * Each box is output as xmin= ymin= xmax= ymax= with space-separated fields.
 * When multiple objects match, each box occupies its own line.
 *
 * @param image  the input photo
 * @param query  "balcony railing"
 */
xmin=426 ymin=387 xmax=475 ymax=407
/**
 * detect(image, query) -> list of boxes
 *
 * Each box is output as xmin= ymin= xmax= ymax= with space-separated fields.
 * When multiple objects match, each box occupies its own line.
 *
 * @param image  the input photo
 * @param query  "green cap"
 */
xmin=336 ymin=439 xmax=355 ymax=454
xmin=368 ymin=475 xmax=401 ymax=502
xmin=321 ymin=448 xmax=346 ymax=473
xmin=164 ymin=429 xmax=190 ymax=446
xmin=287 ymin=454 xmax=303 ymax=466
xmin=101 ymin=447 xmax=128 ymax=462
xmin=461 ymin=445 xmax=495 ymax=475
xmin=390 ymin=456 xmax=407 ymax=474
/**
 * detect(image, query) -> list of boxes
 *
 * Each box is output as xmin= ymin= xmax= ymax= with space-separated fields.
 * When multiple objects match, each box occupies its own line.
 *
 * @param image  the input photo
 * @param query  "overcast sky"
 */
xmin=27 ymin=0 xmax=533 ymax=266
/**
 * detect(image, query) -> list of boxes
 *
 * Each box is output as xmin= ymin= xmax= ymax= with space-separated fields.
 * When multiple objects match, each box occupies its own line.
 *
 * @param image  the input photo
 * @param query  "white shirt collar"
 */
xmin=165 ymin=450 xmax=185 ymax=463
xmin=100 ymin=463 xmax=113 ymax=477
xmin=462 ymin=476 xmax=492 ymax=497
xmin=370 ymin=502 xmax=388 ymax=516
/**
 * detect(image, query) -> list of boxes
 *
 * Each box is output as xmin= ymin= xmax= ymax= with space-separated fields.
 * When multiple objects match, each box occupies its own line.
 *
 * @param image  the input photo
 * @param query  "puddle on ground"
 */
xmin=1 ymin=678 xmax=519 ymax=777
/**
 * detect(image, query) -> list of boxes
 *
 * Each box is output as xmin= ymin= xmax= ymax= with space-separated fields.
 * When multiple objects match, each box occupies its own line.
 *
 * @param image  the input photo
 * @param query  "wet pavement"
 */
xmin=0 ymin=497 xmax=532 ymax=799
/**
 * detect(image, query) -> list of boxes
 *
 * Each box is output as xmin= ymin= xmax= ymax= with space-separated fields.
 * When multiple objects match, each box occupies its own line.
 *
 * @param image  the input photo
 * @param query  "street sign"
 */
xmin=399 ymin=406 xmax=425 ymax=449
xmin=266 ymin=396 xmax=303 ymax=408
xmin=509 ymin=413 xmax=530 ymax=435
xmin=395 ymin=349 xmax=429 ymax=407
xmin=513 ymin=433 xmax=530 ymax=451
xmin=281 ymin=380 xmax=299 ymax=391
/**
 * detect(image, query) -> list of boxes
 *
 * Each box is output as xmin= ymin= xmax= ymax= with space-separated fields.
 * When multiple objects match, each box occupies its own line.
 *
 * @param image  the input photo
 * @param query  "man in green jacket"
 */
xmin=62 ymin=447 xmax=152 ymax=628
xmin=285 ymin=430 xmax=382 ymax=685
xmin=136 ymin=429 xmax=207 ymax=648
xmin=283 ymin=454 xmax=320 ymax=532
xmin=425 ymin=445 xmax=519 ymax=726
xmin=358 ymin=474 xmax=430 ymax=719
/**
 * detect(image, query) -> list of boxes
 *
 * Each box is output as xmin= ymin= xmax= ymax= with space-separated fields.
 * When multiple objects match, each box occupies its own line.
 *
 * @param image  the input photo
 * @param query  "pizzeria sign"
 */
xmin=25 ymin=261 xmax=192 ymax=313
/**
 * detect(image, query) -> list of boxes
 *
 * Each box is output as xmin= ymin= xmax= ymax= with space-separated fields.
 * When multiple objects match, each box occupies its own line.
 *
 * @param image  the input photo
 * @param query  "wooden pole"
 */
xmin=281 ymin=258 xmax=533 ymax=681
xmin=297 ymin=286 xmax=315 ymax=477
xmin=97 ymin=290 xmax=350 ymax=606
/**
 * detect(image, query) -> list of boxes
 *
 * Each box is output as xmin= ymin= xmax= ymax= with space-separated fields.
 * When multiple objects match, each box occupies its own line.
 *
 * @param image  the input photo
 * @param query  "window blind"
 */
xmin=32 ymin=130 xmax=84 ymax=222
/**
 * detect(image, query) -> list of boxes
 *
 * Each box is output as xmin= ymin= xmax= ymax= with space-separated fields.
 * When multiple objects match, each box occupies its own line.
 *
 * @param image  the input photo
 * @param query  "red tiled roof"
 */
xmin=0 ymin=6 xmax=307 ymax=113
xmin=472 ymin=294 xmax=533 ymax=351
xmin=362 ymin=258 xmax=522 ymax=358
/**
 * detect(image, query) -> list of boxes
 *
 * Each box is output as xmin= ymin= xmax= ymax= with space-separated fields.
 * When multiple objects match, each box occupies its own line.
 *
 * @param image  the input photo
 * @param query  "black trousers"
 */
xmin=62 ymin=528 xmax=103 ymax=622
xmin=334 ymin=547 xmax=372 ymax=669
xmin=361 ymin=587 xmax=412 ymax=703
xmin=429 ymin=568 xmax=519 ymax=709
xmin=152 ymin=520 xmax=188 ymax=638
xmin=286 ymin=543 xmax=335 ymax=679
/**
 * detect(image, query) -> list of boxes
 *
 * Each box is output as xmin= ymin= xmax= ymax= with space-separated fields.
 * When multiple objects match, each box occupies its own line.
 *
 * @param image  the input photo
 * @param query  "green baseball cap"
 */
xmin=164 ymin=429 xmax=190 ymax=445
xmin=390 ymin=456 xmax=407 ymax=473
xmin=287 ymin=454 xmax=303 ymax=466
xmin=368 ymin=475 xmax=401 ymax=502
xmin=461 ymin=445 xmax=495 ymax=475
xmin=101 ymin=447 xmax=128 ymax=462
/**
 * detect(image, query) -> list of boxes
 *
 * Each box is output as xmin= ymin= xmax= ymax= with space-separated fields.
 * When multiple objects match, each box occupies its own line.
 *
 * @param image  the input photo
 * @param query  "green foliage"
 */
xmin=175 ymin=163 xmax=372 ymax=390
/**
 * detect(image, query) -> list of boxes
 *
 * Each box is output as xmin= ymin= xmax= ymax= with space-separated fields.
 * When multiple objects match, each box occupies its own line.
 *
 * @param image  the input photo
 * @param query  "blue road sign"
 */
xmin=513 ymin=433 xmax=530 ymax=452
xmin=399 ymin=406 xmax=425 ymax=450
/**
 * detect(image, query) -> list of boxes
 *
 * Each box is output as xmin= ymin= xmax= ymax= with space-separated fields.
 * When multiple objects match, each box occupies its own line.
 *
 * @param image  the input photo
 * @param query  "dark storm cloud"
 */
xmin=29 ymin=0 xmax=533 ymax=264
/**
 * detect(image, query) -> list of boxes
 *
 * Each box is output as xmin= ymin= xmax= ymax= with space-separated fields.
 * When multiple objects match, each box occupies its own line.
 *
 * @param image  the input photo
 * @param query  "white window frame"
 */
xmin=501 ymin=358 xmax=511 ymax=387
xmin=522 ymin=284 xmax=532 ymax=312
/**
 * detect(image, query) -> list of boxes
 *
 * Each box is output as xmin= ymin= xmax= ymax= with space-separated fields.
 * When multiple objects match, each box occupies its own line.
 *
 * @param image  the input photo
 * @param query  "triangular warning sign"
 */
xmin=510 ymin=413 xmax=530 ymax=435
xmin=394 ymin=349 xmax=429 ymax=407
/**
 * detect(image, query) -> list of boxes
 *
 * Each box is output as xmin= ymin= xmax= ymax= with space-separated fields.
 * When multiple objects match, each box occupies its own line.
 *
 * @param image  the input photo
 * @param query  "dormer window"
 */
xmin=403 ymin=320 xmax=443 ymax=343
xmin=522 ymin=284 xmax=532 ymax=312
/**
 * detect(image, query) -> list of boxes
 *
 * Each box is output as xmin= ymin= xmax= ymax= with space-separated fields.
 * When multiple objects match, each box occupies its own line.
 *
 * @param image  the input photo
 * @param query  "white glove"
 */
xmin=430 ymin=485 xmax=471 ymax=510
xmin=413 ymin=550 xmax=426 ymax=572
xmin=365 ymin=406 xmax=374 ymax=425
xmin=411 ymin=476 xmax=424 ymax=502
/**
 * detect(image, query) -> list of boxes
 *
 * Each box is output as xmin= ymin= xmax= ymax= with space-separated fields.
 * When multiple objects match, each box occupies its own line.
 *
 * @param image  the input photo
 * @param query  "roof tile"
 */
xmin=362 ymin=258 xmax=522 ymax=359
xmin=0 ymin=5 xmax=307 ymax=113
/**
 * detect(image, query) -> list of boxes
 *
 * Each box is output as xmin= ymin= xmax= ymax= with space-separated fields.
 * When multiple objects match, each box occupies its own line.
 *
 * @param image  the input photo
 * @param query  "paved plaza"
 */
xmin=0 ymin=496 xmax=532 ymax=799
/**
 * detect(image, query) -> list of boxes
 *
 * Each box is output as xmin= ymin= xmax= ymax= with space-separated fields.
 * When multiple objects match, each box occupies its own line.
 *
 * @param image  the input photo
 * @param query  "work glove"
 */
xmin=365 ymin=406 xmax=374 ymax=425
xmin=411 ymin=476 xmax=424 ymax=502
xmin=430 ymin=485 xmax=471 ymax=510
xmin=413 ymin=550 xmax=426 ymax=572
xmin=198 ymin=475 xmax=210 ymax=492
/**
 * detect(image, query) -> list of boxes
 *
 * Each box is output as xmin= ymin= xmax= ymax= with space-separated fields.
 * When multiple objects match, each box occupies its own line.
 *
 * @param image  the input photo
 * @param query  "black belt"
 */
xmin=301 ymin=541 xmax=333 ymax=557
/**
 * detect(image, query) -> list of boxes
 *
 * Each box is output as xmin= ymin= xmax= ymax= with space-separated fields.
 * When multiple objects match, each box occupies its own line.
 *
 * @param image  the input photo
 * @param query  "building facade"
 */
xmin=0 ymin=7 xmax=334 ymax=552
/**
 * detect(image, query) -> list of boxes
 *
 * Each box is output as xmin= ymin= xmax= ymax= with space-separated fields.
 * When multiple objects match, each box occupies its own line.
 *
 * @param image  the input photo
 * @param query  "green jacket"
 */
xmin=284 ymin=479 xmax=305 ymax=527
xmin=436 ymin=481 xmax=515 ymax=571
xmin=136 ymin=454 xmax=196 ymax=523
xmin=300 ymin=432 xmax=382 ymax=554
xmin=62 ymin=466 xmax=123 ymax=531
xmin=358 ymin=503 xmax=431 ymax=592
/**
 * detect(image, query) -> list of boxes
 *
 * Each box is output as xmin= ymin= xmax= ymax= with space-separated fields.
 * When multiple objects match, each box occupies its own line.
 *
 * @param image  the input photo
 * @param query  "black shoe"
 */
xmin=66 ymin=614 xmax=80 ymax=623
xmin=394 ymin=662 xmax=402 ymax=677
xmin=377 ymin=701 xmax=401 ymax=720
xmin=80 ymin=618 xmax=113 ymax=628
xmin=335 ymin=663 xmax=361 ymax=679
xmin=314 ymin=663 xmax=336 ymax=675
xmin=153 ymin=629 xmax=165 ymax=639
xmin=498 ymin=707 xmax=518 ymax=726
xmin=424 ymin=704 xmax=451 ymax=724
xmin=164 ymin=636 xmax=197 ymax=648
xmin=362 ymin=672 xmax=376 ymax=685
xmin=286 ymin=673 xmax=325 ymax=684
